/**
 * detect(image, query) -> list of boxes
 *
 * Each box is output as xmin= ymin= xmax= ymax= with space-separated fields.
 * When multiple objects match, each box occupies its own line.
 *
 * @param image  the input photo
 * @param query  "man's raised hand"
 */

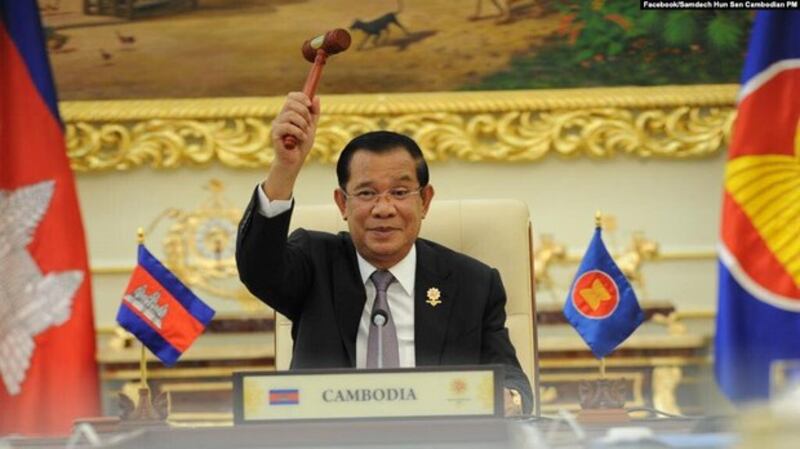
xmin=264 ymin=92 xmax=321 ymax=200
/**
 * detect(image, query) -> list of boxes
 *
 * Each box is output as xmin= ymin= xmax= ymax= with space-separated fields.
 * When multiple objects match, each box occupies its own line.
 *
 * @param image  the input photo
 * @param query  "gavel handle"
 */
xmin=283 ymin=50 xmax=328 ymax=150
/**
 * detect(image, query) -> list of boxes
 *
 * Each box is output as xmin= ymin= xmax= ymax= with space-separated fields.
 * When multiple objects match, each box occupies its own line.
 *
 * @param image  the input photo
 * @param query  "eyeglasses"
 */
xmin=342 ymin=186 xmax=423 ymax=205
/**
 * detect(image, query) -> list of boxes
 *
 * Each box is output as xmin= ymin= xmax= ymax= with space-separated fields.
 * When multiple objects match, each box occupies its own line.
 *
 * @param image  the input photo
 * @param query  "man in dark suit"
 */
xmin=236 ymin=92 xmax=533 ymax=415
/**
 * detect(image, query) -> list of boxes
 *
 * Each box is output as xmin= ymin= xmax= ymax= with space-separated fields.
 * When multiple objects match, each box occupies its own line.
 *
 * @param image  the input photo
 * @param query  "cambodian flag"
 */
xmin=563 ymin=227 xmax=645 ymax=358
xmin=269 ymin=389 xmax=299 ymax=405
xmin=715 ymin=11 xmax=800 ymax=402
xmin=1 ymin=0 xmax=99 ymax=436
xmin=117 ymin=245 xmax=215 ymax=366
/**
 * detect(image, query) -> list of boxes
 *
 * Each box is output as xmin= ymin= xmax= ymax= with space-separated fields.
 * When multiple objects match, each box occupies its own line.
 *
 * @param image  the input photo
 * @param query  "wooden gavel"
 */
xmin=283 ymin=29 xmax=351 ymax=150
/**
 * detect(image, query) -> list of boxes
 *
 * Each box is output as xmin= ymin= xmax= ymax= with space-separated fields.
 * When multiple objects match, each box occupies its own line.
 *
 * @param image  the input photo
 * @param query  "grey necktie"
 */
xmin=366 ymin=270 xmax=399 ymax=368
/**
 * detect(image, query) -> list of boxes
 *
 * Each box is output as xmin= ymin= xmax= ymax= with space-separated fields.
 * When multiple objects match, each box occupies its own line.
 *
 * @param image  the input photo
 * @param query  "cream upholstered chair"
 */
xmin=274 ymin=199 xmax=540 ymax=415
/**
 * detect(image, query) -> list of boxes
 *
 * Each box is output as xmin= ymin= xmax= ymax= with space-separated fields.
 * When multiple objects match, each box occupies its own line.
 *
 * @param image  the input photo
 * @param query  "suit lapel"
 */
xmin=414 ymin=240 xmax=456 ymax=366
xmin=332 ymin=233 xmax=366 ymax=366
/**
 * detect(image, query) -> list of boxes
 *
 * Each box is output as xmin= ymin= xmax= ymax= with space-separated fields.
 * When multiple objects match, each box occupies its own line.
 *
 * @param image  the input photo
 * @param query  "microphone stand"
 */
xmin=371 ymin=310 xmax=388 ymax=369
xmin=377 ymin=326 xmax=383 ymax=370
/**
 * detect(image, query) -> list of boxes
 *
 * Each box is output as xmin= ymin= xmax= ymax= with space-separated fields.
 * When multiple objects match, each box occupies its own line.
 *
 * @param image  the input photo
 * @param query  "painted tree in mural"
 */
xmin=470 ymin=1 xmax=752 ymax=89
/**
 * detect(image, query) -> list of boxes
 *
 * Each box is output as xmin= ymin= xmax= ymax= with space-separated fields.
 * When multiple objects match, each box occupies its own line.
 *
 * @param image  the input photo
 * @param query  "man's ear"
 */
xmin=334 ymin=188 xmax=348 ymax=220
xmin=420 ymin=184 xmax=435 ymax=219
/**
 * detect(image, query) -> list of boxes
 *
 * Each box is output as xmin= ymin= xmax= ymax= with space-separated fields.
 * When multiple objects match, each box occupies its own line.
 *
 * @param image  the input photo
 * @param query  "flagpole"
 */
xmin=136 ymin=227 xmax=148 ymax=391
xmin=595 ymin=211 xmax=606 ymax=380
xmin=565 ymin=209 xmax=639 ymax=421
xmin=140 ymin=346 xmax=148 ymax=390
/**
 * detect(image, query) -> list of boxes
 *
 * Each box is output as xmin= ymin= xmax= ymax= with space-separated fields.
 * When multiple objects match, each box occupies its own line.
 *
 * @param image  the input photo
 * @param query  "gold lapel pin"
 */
xmin=426 ymin=287 xmax=442 ymax=307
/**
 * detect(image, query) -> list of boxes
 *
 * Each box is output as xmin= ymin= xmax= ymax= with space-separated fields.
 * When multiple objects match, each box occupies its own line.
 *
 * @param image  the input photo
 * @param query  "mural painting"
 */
xmin=40 ymin=0 xmax=752 ymax=100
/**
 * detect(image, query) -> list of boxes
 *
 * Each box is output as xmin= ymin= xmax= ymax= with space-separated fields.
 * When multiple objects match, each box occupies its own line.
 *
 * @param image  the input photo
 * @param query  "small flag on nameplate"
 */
xmin=117 ymin=244 xmax=215 ymax=366
xmin=563 ymin=226 xmax=644 ymax=358
xmin=269 ymin=389 xmax=300 ymax=405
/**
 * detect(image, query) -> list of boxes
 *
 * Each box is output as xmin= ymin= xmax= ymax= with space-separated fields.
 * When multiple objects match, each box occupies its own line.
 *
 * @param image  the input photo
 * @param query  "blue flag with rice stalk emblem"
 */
xmin=563 ymin=226 xmax=645 ymax=358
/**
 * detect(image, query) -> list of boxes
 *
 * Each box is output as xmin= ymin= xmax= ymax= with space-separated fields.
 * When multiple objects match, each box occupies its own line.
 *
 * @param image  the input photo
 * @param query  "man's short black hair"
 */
xmin=336 ymin=131 xmax=430 ymax=189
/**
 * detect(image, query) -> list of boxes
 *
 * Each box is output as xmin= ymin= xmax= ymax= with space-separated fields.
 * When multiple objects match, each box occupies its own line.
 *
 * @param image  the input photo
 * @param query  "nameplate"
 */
xmin=232 ymin=366 xmax=504 ymax=423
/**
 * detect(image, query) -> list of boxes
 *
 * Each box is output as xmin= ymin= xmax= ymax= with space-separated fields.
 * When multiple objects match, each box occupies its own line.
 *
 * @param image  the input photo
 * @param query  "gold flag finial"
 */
xmin=137 ymin=227 xmax=145 ymax=244
xmin=595 ymin=211 xmax=602 ymax=229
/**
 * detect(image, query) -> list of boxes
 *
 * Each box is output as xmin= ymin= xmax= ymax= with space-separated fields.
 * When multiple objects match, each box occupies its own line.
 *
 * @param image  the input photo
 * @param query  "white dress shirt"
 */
xmin=255 ymin=184 xmax=293 ymax=218
xmin=255 ymin=184 xmax=417 ymax=368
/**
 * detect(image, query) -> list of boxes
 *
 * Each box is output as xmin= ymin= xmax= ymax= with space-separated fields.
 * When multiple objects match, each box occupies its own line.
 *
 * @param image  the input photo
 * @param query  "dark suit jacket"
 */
xmin=236 ymin=190 xmax=533 ymax=413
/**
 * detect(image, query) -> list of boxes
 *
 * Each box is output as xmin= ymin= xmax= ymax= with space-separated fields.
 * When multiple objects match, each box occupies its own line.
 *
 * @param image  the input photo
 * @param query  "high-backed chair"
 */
xmin=274 ymin=199 xmax=540 ymax=415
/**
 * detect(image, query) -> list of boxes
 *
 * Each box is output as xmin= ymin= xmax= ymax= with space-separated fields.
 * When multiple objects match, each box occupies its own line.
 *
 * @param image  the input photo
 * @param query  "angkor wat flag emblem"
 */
xmin=117 ymin=245 xmax=215 ymax=366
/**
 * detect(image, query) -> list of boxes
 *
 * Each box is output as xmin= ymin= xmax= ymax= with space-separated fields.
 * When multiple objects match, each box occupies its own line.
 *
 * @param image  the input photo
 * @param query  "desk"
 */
xmin=537 ymin=322 xmax=711 ymax=416
xmin=96 ymin=312 xmax=719 ymax=421
xmin=5 ymin=417 xmax=737 ymax=449
xmin=97 ymin=315 xmax=274 ymax=422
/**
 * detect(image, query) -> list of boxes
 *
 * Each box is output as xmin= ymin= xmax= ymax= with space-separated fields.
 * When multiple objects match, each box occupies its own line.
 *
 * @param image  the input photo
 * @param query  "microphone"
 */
xmin=371 ymin=309 xmax=388 ymax=369
xmin=371 ymin=309 xmax=388 ymax=327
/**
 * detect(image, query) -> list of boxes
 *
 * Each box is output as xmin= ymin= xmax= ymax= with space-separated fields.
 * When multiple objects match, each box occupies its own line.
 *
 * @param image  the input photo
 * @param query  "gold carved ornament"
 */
xmin=533 ymin=233 xmax=567 ymax=302
xmin=651 ymin=366 xmax=683 ymax=416
xmin=615 ymin=232 xmax=659 ymax=300
xmin=61 ymin=85 xmax=737 ymax=171
xmin=145 ymin=180 xmax=261 ymax=310
xmin=534 ymin=215 xmax=663 ymax=302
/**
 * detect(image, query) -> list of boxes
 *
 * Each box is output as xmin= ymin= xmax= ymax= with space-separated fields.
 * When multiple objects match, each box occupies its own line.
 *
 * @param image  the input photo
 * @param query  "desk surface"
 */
xmin=5 ymin=416 xmax=737 ymax=449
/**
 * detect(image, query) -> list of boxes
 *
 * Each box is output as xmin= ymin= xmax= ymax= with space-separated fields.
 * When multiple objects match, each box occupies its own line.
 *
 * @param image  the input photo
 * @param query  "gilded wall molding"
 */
xmin=61 ymin=85 xmax=738 ymax=172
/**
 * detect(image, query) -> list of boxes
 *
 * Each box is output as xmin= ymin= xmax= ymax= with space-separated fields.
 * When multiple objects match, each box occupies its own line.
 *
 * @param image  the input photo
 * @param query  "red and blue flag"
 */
xmin=563 ymin=227 xmax=645 ymax=358
xmin=1 ymin=0 xmax=100 ymax=436
xmin=117 ymin=245 xmax=215 ymax=366
xmin=269 ymin=389 xmax=299 ymax=405
xmin=715 ymin=11 xmax=800 ymax=402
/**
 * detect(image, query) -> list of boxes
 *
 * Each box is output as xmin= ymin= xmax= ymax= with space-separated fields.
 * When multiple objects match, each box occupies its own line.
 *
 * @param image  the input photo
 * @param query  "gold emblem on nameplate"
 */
xmin=448 ymin=378 xmax=470 ymax=407
xmin=450 ymin=378 xmax=467 ymax=395
xmin=426 ymin=287 xmax=442 ymax=307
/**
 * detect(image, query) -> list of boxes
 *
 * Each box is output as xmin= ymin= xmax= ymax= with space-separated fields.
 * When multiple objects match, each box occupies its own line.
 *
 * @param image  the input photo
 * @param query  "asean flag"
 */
xmin=117 ymin=245 xmax=215 ymax=366
xmin=0 ymin=0 xmax=100 ymax=436
xmin=563 ymin=226 xmax=645 ymax=358
xmin=715 ymin=11 xmax=800 ymax=402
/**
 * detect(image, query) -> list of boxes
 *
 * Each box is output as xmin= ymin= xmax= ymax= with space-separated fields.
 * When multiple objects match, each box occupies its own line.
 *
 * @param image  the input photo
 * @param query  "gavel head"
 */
xmin=301 ymin=29 xmax=351 ymax=62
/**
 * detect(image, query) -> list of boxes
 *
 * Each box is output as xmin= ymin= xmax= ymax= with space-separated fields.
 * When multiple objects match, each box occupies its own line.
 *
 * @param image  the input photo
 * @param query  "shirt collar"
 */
xmin=356 ymin=245 xmax=416 ymax=296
